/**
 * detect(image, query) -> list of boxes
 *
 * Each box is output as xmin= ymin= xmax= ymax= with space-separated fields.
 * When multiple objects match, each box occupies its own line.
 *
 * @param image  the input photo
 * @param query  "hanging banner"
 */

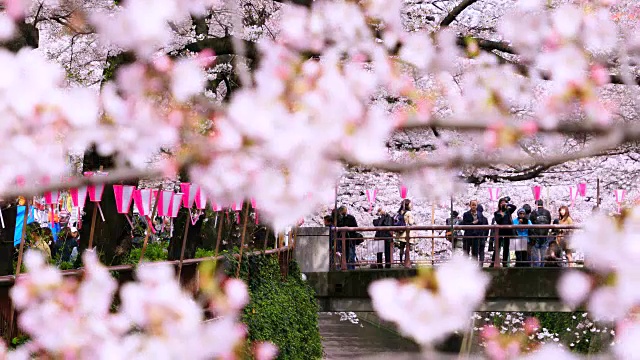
xmin=488 ymin=188 xmax=501 ymax=201
xmin=569 ymin=186 xmax=579 ymax=207
xmin=366 ymin=189 xmax=377 ymax=212
xmin=532 ymin=186 xmax=541 ymax=201
xmin=577 ymin=183 xmax=587 ymax=197
xmin=399 ymin=185 xmax=408 ymax=199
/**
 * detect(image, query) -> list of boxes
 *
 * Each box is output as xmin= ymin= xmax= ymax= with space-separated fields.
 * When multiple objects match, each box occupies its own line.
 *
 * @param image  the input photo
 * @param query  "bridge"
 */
xmin=294 ymin=226 xmax=582 ymax=312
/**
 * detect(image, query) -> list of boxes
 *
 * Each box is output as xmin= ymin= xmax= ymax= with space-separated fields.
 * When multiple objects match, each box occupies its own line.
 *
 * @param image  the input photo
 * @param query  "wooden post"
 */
xmin=10 ymin=199 xmax=30 ymax=338
xmin=404 ymin=230 xmax=411 ymax=268
xmin=87 ymin=205 xmax=97 ymax=250
xmin=235 ymin=204 xmax=250 ymax=278
xmin=596 ymin=178 xmax=601 ymax=207
xmin=431 ymin=202 xmax=435 ymax=266
xmin=214 ymin=212 xmax=224 ymax=257
xmin=139 ymin=185 xmax=162 ymax=263
xmin=492 ymin=225 xmax=501 ymax=268
xmin=340 ymin=231 xmax=347 ymax=271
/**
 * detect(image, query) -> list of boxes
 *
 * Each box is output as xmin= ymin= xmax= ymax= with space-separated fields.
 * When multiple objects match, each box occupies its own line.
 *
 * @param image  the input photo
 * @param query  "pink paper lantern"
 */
xmin=577 ymin=183 xmax=587 ymax=197
xmin=569 ymin=186 xmax=578 ymax=207
xmin=84 ymin=171 xmax=107 ymax=202
xmin=44 ymin=190 xmax=60 ymax=205
xmin=615 ymin=189 xmax=626 ymax=203
xmin=157 ymin=190 xmax=174 ymax=217
xmin=132 ymin=189 xmax=153 ymax=216
xmin=180 ymin=183 xmax=199 ymax=208
xmin=194 ymin=188 xmax=207 ymax=210
xmin=69 ymin=187 xmax=88 ymax=208
xmin=169 ymin=193 xmax=183 ymax=218
xmin=210 ymin=200 xmax=221 ymax=212
xmin=113 ymin=185 xmax=135 ymax=214
xmin=399 ymin=185 xmax=408 ymax=199
xmin=532 ymin=186 xmax=541 ymax=201
xmin=488 ymin=188 xmax=501 ymax=201
xmin=251 ymin=198 xmax=259 ymax=224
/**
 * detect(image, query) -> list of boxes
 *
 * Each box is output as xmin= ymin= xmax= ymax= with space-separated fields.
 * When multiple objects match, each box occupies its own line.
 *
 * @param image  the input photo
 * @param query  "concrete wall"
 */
xmin=294 ymin=227 xmax=330 ymax=273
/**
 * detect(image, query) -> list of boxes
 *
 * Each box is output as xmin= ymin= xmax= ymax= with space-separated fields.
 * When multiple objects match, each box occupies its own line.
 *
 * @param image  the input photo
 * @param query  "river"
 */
xmin=318 ymin=312 xmax=421 ymax=359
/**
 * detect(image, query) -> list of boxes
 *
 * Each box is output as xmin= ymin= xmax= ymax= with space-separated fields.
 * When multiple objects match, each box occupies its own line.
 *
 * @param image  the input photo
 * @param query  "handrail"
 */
xmin=0 ymin=246 xmax=292 ymax=285
xmin=336 ymin=224 xmax=581 ymax=232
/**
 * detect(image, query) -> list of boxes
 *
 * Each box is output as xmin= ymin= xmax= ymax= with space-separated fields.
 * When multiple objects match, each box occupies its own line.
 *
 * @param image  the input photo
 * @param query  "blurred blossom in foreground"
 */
xmin=559 ymin=207 xmax=640 ymax=322
xmin=368 ymin=256 xmax=488 ymax=345
xmin=6 ymin=250 xmax=274 ymax=359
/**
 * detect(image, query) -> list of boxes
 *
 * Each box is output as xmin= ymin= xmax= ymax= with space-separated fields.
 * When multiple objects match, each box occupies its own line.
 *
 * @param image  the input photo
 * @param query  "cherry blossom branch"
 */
xmin=399 ymin=117 xmax=640 ymax=138
xmin=341 ymin=129 xmax=626 ymax=172
xmin=440 ymin=0 xmax=480 ymax=27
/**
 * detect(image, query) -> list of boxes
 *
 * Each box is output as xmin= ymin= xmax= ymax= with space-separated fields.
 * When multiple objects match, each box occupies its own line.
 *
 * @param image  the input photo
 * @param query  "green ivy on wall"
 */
xmin=228 ymin=253 xmax=323 ymax=360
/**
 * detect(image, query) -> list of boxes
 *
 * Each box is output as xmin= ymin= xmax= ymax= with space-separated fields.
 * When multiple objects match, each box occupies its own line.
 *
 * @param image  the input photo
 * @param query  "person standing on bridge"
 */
xmin=461 ymin=200 xmax=489 ymax=266
xmin=394 ymin=199 xmax=415 ymax=265
xmin=492 ymin=197 xmax=516 ymax=267
xmin=529 ymin=200 xmax=552 ymax=267
xmin=512 ymin=209 xmax=532 ymax=267
xmin=337 ymin=206 xmax=359 ymax=270
xmin=373 ymin=208 xmax=394 ymax=269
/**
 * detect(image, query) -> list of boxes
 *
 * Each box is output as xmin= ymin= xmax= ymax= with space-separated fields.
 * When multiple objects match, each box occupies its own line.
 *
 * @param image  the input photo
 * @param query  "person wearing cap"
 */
xmin=512 ymin=208 xmax=532 ymax=267
xmin=57 ymin=226 xmax=79 ymax=263
xmin=529 ymin=199 xmax=552 ymax=267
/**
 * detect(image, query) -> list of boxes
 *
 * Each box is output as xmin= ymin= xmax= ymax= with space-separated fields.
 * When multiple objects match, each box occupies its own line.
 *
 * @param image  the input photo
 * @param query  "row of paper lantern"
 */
xmin=363 ymin=183 xmax=627 ymax=209
xmin=42 ymin=178 xmax=257 ymax=221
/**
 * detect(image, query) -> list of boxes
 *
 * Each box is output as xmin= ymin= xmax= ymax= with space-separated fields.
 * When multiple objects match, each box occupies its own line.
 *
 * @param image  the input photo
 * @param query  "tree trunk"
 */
xmin=79 ymin=148 xmax=135 ymax=265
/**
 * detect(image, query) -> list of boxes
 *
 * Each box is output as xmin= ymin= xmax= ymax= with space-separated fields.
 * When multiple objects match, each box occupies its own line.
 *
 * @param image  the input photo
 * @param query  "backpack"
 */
xmin=393 ymin=212 xmax=406 ymax=227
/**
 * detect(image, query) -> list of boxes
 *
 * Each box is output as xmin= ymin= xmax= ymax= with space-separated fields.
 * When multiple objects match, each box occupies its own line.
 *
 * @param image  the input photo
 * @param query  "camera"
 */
xmin=504 ymin=196 xmax=511 ymax=203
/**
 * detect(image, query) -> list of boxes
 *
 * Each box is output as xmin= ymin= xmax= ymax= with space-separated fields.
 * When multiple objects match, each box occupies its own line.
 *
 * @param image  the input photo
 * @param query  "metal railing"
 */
xmin=329 ymin=224 xmax=581 ymax=270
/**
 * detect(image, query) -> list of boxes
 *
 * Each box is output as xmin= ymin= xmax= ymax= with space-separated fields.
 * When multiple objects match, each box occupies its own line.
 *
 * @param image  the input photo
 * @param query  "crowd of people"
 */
xmin=325 ymin=197 xmax=578 ymax=269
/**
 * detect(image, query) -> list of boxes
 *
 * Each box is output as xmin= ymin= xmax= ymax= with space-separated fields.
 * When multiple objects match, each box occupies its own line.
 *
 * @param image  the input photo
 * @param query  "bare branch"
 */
xmin=340 ymin=129 xmax=626 ymax=172
xmin=440 ymin=0 xmax=480 ymax=27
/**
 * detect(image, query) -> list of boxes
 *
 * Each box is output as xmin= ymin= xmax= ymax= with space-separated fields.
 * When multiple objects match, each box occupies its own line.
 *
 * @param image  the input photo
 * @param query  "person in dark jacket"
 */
xmin=492 ymin=197 xmax=517 ymax=267
xmin=56 ymin=227 xmax=77 ymax=263
xmin=529 ymin=199 xmax=552 ymax=267
xmin=373 ymin=208 xmax=394 ymax=269
xmin=461 ymin=200 xmax=489 ymax=265
xmin=337 ymin=206 xmax=359 ymax=270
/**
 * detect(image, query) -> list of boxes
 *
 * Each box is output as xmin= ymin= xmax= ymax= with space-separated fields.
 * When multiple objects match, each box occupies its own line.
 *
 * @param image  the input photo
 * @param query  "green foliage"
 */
xmin=10 ymin=335 xmax=29 ymax=349
xmin=229 ymin=253 xmax=322 ymax=360
xmin=124 ymin=241 xmax=169 ymax=265
xmin=195 ymin=248 xmax=217 ymax=258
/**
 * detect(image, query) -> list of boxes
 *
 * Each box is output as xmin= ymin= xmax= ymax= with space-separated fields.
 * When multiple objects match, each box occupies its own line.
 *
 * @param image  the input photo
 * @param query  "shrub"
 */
xmin=230 ymin=253 xmax=323 ymax=360
xmin=125 ymin=241 xmax=169 ymax=265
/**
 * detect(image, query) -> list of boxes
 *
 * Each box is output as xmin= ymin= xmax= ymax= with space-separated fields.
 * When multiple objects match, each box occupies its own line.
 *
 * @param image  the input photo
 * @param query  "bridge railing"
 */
xmin=329 ymin=224 xmax=582 ymax=270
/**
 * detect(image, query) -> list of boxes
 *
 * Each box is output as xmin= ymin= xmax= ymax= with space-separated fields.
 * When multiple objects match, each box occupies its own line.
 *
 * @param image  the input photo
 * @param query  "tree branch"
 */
xmin=183 ymin=36 xmax=258 ymax=60
xmin=340 ymin=129 xmax=627 ymax=173
xmin=441 ymin=0 xmax=480 ymax=27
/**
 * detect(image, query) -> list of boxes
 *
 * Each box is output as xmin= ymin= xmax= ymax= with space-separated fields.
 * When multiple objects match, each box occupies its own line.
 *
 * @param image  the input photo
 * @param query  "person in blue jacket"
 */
xmin=512 ymin=208 xmax=532 ymax=267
